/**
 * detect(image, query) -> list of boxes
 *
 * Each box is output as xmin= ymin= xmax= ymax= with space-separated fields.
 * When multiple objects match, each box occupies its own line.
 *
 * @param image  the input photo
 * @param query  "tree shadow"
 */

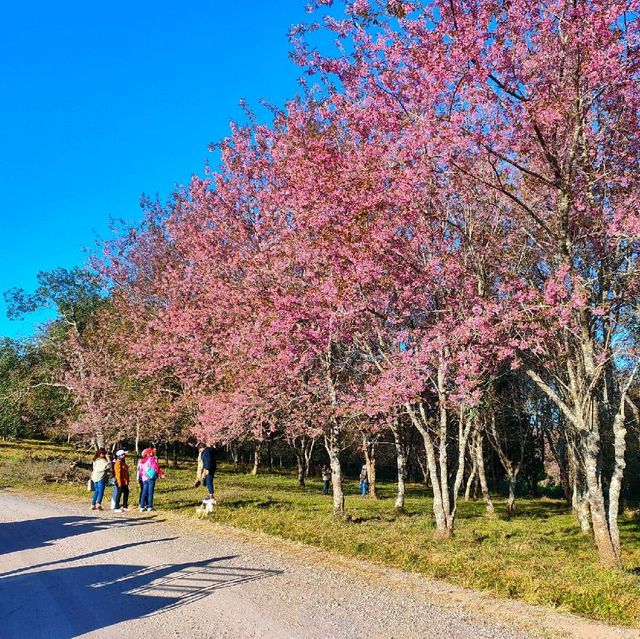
xmin=496 ymin=500 xmax=571 ymax=520
xmin=619 ymin=516 xmax=640 ymax=536
xmin=221 ymin=497 xmax=280 ymax=510
xmin=0 ymin=515 xmax=158 ymax=556
xmin=157 ymin=485 xmax=194 ymax=494
xmin=0 ymin=557 xmax=282 ymax=638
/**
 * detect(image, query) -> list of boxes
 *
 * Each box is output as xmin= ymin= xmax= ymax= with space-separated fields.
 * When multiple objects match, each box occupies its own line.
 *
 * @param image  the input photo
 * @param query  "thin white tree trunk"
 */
xmin=391 ymin=417 xmax=407 ymax=512
xmin=406 ymin=403 xmax=448 ymax=535
xmin=608 ymin=369 xmax=637 ymax=563
xmin=474 ymin=428 xmax=494 ymax=515
xmin=325 ymin=422 xmax=344 ymax=516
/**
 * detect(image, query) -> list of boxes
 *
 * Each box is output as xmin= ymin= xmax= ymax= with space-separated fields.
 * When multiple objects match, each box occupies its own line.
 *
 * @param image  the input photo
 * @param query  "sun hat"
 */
xmin=116 ymin=449 xmax=127 ymax=458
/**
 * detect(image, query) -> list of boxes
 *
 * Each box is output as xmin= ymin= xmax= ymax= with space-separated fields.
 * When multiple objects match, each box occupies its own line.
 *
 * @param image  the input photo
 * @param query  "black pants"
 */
xmin=115 ymin=485 xmax=129 ymax=509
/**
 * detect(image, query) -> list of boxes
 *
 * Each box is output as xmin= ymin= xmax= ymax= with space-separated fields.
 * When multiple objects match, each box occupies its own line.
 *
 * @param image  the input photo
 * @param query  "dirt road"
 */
xmin=0 ymin=492 xmax=637 ymax=639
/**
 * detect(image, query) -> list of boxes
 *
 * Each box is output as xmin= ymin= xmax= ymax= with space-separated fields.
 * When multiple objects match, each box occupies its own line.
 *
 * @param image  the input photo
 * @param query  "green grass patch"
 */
xmin=2 ymin=439 xmax=639 ymax=626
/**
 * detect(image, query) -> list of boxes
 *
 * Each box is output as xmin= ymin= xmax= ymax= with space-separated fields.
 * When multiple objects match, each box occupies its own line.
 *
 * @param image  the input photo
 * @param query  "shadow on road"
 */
xmin=0 ymin=556 xmax=282 ymax=638
xmin=0 ymin=515 xmax=158 ymax=556
xmin=0 ymin=537 xmax=179 ymax=577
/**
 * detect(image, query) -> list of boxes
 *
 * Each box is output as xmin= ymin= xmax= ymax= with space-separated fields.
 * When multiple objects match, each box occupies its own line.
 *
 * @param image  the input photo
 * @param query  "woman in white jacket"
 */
xmin=90 ymin=448 xmax=110 ymax=510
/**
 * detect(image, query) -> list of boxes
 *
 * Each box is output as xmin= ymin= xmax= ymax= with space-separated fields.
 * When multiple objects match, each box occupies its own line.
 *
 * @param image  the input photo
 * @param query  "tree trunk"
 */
xmin=251 ymin=442 xmax=262 ymax=476
xmin=362 ymin=432 xmax=378 ymax=500
xmin=583 ymin=433 xmax=618 ymax=568
xmin=324 ymin=422 xmax=344 ymax=516
xmin=608 ymin=372 xmax=635 ymax=564
xmin=172 ymin=442 xmax=179 ymax=469
xmin=474 ymin=428 xmax=494 ymax=515
xmin=567 ymin=433 xmax=591 ymax=534
xmin=229 ymin=441 xmax=240 ymax=472
xmin=304 ymin=436 xmax=316 ymax=478
xmin=437 ymin=362 xmax=452 ymax=527
xmin=416 ymin=451 xmax=429 ymax=485
xmin=296 ymin=449 xmax=306 ymax=487
xmin=465 ymin=452 xmax=478 ymax=501
xmin=135 ymin=424 xmax=140 ymax=456
xmin=448 ymin=410 xmax=474 ymax=529
xmin=506 ymin=469 xmax=517 ymax=517
xmin=572 ymin=473 xmax=592 ymax=535
xmin=406 ymin=403 xmax=448 ymax=536
xmin=391 ymin=417 xmax=407 ymax=512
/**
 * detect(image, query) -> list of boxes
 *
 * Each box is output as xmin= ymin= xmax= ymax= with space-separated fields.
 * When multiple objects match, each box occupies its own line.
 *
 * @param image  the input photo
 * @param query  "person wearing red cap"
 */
xmin=137 ymin=447 xmax=164 ymax=511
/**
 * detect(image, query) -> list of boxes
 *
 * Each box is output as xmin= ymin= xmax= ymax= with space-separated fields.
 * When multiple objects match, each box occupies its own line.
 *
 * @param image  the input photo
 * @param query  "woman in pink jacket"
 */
xmin=137 ymin=447 xmax=164 ymax=512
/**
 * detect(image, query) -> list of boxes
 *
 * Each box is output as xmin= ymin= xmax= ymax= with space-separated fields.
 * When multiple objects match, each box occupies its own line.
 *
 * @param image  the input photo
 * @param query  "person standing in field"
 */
xmin=196 ymin=442 xmax=217 ymax=504
xmin=112 ymin=450 xmax=130 ymax=512
xmin=359 ymin=464 xmax=369 ymax=497
xmin=90 ymin=448 xmax=110 ymax=510
xmin=137 ymin=447 xmax=164 ymax=512
xmin=321 ymin=464 xmax=331 ymax=495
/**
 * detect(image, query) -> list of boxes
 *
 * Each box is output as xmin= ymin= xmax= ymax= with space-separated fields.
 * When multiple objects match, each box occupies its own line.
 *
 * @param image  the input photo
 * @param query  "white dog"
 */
xmin=195 ymin=496 xmax=217 ymax=518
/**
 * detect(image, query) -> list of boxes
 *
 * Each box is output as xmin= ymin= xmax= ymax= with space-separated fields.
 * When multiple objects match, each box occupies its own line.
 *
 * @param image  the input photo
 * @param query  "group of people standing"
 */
xmin=90 ymin=443 xmax=372 ymax=510
xmin=89 ymin=446 xmax=165 ymax=512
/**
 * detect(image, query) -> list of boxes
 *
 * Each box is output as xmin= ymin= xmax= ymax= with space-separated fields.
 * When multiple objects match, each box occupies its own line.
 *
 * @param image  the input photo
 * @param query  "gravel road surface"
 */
xmin=0 ymin=491 xmax=637 ymax=639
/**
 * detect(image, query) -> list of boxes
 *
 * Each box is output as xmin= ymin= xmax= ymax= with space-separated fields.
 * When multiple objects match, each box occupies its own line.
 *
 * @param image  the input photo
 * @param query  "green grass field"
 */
xmin=2 ymin=439 xmax=639 ymax=627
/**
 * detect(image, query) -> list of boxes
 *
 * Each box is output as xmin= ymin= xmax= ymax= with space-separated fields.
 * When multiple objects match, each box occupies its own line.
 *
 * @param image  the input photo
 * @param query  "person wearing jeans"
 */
xmin=139 ymin=477 xmax=156 ymax=510
xmin=137 ymin=447 xmax=164 ymax=511
xmin=90 ymin=448 xmax=110 ymax=510
xmin=359 ymin=465 xmax=369 ymax=497
xmin=197 ymin=443 xmax=217 ymax=504
xmin=92 ymin=477 xmax=106 ymax=508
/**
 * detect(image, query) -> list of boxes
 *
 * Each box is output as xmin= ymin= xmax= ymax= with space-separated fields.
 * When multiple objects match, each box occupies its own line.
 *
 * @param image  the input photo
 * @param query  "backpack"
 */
xmin=145 ymin=460 xmax=157 ymax=480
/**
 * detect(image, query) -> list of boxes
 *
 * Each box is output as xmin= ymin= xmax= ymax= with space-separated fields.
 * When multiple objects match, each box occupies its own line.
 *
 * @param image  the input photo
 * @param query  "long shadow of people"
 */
xmin=0 ymin=556 xmax=282 ymax=638
xmin=0 ymin=515 xmax=157 ymax=556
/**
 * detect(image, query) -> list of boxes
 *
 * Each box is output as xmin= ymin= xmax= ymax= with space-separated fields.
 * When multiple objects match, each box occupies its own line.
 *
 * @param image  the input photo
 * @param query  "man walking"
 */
xmin=197 ymin=442 xmax=217 ymax=505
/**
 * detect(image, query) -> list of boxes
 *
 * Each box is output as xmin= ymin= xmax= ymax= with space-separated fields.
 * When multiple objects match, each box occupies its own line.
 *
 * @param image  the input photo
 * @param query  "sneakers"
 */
xmin=121 ymin=507 xmax=128 ymax=512
xmin=147 ymin=507 xmax=156 ymax=512
xmin=96 ymin=505 xmax=103 ymax=511
xmin=90 ymin=505 xmax=97 ymax=510
xmin=113 ymin=508 xmax=123 ymax=513
xmin=138 ymin=506 xmax=146 ymax=512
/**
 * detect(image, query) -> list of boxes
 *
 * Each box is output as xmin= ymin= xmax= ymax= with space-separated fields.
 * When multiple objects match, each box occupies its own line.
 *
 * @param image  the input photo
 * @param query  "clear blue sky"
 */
xmin=0 ymin=0 xmax=317 ymax=339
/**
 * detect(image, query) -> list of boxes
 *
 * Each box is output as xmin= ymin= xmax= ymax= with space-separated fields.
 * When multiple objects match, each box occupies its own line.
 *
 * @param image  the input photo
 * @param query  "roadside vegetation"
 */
xmin=2 ymin=439 xmax=639 ymax=628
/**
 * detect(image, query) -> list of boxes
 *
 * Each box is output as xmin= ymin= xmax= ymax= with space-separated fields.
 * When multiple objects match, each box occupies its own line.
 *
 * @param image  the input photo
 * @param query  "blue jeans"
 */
xmin=139 ymin=478 xmax=156 ymax=509
xmin=360 ymin=480 xmax=369 ymax=497
xmin=92 ymin=478 xmax=106 ymax=506
xmin=204 ymin=473 xmax=214 ymax=496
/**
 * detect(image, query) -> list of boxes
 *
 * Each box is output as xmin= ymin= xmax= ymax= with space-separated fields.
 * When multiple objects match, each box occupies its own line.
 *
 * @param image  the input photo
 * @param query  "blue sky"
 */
xmin=0 ymin=0 xmax=319 ymax=339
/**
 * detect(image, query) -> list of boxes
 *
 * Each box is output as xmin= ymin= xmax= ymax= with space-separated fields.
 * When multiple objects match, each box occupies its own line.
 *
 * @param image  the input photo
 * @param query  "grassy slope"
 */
xmin=1 ymin=439 xmax=639 ymax=627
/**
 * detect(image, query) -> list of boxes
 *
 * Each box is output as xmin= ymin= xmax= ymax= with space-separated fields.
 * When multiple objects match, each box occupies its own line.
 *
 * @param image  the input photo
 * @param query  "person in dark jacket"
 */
xmin=197 ymin=442 xmax=217 ymax=504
